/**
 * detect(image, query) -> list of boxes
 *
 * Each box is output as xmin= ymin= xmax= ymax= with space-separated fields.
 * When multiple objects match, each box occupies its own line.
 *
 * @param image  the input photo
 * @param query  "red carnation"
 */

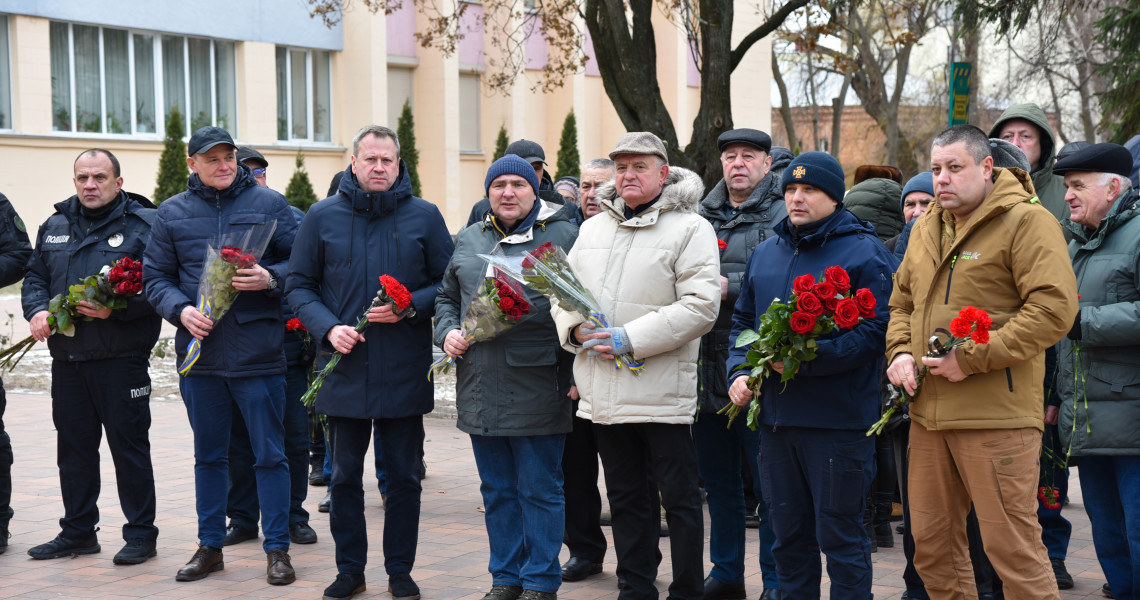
xmin=975 ymin=311 xmax=993 ymax=331
xmin=792 ymin=274 xmax=816 ymax=296
xmin=854 ymin=288 xmax=876 ymax=318
xmin=378 ymin=274 xmax=413 ymax=310
xmin=959 ymin=306 xmax=981 ymax=323
xmin=789 ymin=311 xmax=817 ymax=334
xmin=833 ymin=297 xmax=861 ymax=329
xmin=971 ymin=328 xmax=990 ymax=344
xmin=717 ymin=239 xmax=728 ymax=250
xmin=949 ymin=317 xmax=972 ymax=338
xmin=796 ymin=292 xmax=824 ymax=316
xmin=286 ymin=318 xmax=306 ymax=331
xmin=824 ymin=265 xmax=851 ymax=294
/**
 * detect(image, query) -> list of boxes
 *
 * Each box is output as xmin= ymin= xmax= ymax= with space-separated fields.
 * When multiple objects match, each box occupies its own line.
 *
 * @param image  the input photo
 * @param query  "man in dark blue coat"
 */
xmin=143 ymin=127 xmax=299 ymax=586
xmin=727 ymin=152 xmax=897 ymax=599
xmin=286 ymin=125 xmax=454 ymax=600
xmin=22 ymin=149 xmax=161 ymax=565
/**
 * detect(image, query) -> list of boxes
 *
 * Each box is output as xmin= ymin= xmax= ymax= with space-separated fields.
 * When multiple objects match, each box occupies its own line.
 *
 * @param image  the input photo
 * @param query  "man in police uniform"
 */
xmin=0 ymin=191 xmax=31 ymax=555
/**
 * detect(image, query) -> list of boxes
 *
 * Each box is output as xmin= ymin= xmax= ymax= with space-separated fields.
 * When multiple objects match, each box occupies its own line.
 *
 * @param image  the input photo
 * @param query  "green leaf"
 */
xmin=746 ymin=400 xmax=762 ymax=431
xmin=48 ymin=295 xmax=62 ymax=313
xmin=56 ymin=311 xmax=72 ymax=335
xmin=85 ymin=285 xmax=97 ymax=300
xmin=735 ymin=329 xmax=761 ymax=348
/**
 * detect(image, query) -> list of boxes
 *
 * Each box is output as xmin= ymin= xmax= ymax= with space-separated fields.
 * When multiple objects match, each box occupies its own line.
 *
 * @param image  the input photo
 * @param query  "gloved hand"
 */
xmin=1067 ymin=311 xmax=1082 ymax=341
xmin=582 ymin=326 xmax=633 ymax=358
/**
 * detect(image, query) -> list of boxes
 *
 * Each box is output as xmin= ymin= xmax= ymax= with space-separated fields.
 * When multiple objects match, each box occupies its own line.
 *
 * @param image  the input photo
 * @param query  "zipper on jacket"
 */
xmin=943 ymin=251 xmax=960 ymax=304
xmin=1005 ymin=367 xmax=1013 ymax=392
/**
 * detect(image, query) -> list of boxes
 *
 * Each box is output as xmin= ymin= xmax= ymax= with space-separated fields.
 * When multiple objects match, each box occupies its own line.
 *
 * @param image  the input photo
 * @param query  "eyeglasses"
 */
xmin=252 ymin=168 xmax=267 ymax=175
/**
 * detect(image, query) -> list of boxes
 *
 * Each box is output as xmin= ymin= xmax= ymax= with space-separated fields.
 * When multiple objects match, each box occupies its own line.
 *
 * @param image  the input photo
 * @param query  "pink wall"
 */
xmin=386 ymin=0 xmax=418 ymax=58
xmin=458 ymin=3 xmax=485 ymax=66
xmin=583 ymin=28 xmax=600 ymax=77
xmin=687 ymin=39 xmax=700 ymax=87
xmin=524 ymin=15 xmax=548 ymax=70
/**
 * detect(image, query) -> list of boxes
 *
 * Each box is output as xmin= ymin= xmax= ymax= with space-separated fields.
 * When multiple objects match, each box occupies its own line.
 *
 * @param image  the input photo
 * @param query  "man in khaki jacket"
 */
xmin=885 ymin=124 xmax=1078 ymax=600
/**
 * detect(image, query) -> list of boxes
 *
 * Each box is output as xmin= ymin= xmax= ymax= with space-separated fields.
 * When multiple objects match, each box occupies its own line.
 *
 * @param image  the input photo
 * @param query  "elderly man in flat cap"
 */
xmin=551 ymin=132 xmax=720 ymax=600
xmin=1053 ymin=142 xmax=1140 ymax=600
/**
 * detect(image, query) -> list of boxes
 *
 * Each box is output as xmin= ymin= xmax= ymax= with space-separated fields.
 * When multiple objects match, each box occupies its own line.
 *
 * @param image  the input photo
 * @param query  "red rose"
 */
xmin=717 ymin=239 xmax=728 ymax=250
xmin=796 ymin=292 xmax=824 ymax=316
xmin=824 ymin=265 xmax=851 ymax=294
xmin=127 ymin=269 xmax=142 ymax=282
xmin=499 ymin=296 xmax=515 ymax=311
xmin=815 ymin=282 xmax=838 ymax=312
xmin=518 ymin=300 xmax=530 ymax=312
xmin=113 ymin=281 xmax=131 ymax=295
xmin=789 ymin=311 xmax=817 ymax=334
xmin=108 ymin=265 xmax=126 ymax=283
xmin=520 ymin=256 xmax=536 ymax=269
xmin=854 ymin=288 xmax=876 ymax=318
xmin=971 ymin=328 xmax=990 ymax=344
xmin=286 ymin=318 xmax=306 ymax=331
xmin=792 ymin=274 xmax=816 ymax=296
xmin=949 ymin=317 xmax=972 ymax=338
xmin=508 ymin=307 xmax=523 ymax=318
xmin=833 ymin=297 xmax=861 ymax=328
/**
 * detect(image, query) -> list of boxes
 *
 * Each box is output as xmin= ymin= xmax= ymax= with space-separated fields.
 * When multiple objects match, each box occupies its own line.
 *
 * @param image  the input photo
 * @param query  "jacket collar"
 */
xmin=338 ymin=162 xmax=413 ymax=218
xmin=917 ymin=167 xmax=1037 ymax=259
xmin=699 ymin=169 xmax=782 ymax=219
xmin=1066 ymin=187 xmax=1140 ymax=249
xmin=773 ymin=207 xmax=872 ymax=248
xmin=597 ymin=166 xmax=704 ymax=227
xmin=187 ymin=162 xmax=257 ymax=201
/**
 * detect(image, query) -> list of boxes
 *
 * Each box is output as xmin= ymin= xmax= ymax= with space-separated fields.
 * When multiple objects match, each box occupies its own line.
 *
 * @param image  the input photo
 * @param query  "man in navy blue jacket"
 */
xmin=727 ymin=152 xmax=897 ymax=599
xmin=286 ymin=125 xmax=454 ymax=600
xmin=144 ymin=127 xmax=298 ymax=586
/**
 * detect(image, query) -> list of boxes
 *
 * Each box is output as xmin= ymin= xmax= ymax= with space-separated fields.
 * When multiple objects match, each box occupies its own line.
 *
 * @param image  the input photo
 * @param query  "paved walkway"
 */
xmin=0 ymin=391 xmax=1113 ymax=599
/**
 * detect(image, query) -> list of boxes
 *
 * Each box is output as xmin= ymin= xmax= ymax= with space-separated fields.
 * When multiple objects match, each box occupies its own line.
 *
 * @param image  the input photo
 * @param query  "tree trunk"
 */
xmin=773 ymin=47 xmax=800 ymax=153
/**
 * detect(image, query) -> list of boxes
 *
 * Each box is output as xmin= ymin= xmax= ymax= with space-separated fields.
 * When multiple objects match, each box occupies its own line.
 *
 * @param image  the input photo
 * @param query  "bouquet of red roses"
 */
xmin=866 ymin=305 xmax=992 ymax=436
xmin=720 ymin=265 xmax=877 ymax=429
xmin=427 ymin=269 xmax=535 ymax=381
xmin=302 ymin=274 xmax=413 ymax=407
xmin=0 ymin=256 xmax=145 ymax=371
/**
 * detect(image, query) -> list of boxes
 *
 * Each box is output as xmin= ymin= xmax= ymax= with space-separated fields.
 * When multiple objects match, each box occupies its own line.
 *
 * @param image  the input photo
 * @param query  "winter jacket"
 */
xmin=551 ymin=167 xmax=720 ymax=425
xmin=885 ymin=168 xmax=1078 ymax=431
xmin=434 ymin=199 xmax=577 ymax=436
xmin=697 ymin=170 xmax=787 ymax=411
xmin=286 ymin=164 xmax=454 ymax=419
xmin=144 ymin=164 xmax=298 ymax=378
xmin=726 ymin=209 xmax=897 ymax=430
xmin=1057 ymin=188 xmax=1140 ymax=456
xmin=0 ymin=193 xmax=31 ymax=288
xmin=844 ymin=178 xmax=906 ymax=242
xmin=24 ymin=191 xmax=161 ymax=362
xmin=988 ymin=103 xmax=1069 ymax=225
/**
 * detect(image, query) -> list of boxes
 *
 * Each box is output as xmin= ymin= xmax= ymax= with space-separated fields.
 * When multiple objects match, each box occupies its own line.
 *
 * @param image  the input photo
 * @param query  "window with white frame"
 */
xmin=49 ymin=21 xmax=236 ymax=136
xmin=0 ymin=15 xmax=11 ymax=129
xmin=276 ymin=46 xmax=331 ymax=143
xmin=459 ymin=72 xmax=481 ymax=152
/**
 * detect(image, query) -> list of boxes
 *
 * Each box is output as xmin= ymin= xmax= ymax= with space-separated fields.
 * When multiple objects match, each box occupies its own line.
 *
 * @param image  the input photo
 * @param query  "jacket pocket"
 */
xmin=1086 ymin=359 xmax=1140 ymax=396
xmin=503 ymin=344 xmax=560 ymax=416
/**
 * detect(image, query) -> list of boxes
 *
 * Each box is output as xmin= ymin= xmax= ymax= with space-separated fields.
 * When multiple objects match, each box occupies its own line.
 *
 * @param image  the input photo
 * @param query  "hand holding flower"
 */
xmin=180 ymin=305 xmax=214 ymax=340
xmin=368 ymin=303 xmax=406 ymax=323
xmin=887 ymin=353 xmax=921 ymax=396
xmin=443 ymin=328 xmax=471 ymax=358
xmin=922 ymin=347 xmax=967 ymax=382
xmin=728 ymin=375 xmax=756 ymax=407
xmin=29 ymin=310 xmax=51 ymax=342
xmin=327 ymin=324 xmax=365 ymax=354
xmin=75 ymin=300 xmax=112 ymax=320
xmin=232 ymin=264 xmax=272 ymax=291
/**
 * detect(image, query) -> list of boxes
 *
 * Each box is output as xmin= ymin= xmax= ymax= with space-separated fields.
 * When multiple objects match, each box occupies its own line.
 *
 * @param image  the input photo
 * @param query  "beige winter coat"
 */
xmin=552 ymin=167 xmax=720 ymax=425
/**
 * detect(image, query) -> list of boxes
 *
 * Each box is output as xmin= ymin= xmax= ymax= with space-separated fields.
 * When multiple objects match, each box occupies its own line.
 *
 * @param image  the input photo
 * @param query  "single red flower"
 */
xmin=499 ymin=296 xmax=516 ymax=311
xmin=824 ymin=265 xmax=851 ymax=294
xmin=792 ymin=274 xmax=816 ymax=296
xmin=975 ymin=311 xmax=993 ymax=331
xmin=508 ymin=307 xmax=523 ymax=318
xmin=717 ymin=239 xmax=728 ymax=250
xmin=949 ymin=317 xmax=972 ymax=338
xmin=971 ymin=328 xmax=990 ymax=344
xmin=959 ymin=306 xmax=981 ymax=323
xmin=789 ymin=311 xmax=817 ymax=334
xmin=378 ymin=274 xmax=413 ymax=310
xmin=518 ymin=300 xmax=530 ymax=312
xmin=108 ymin=265 xmax=127 ymax=283
xmin=833 ymin=297 xmax=861 ymax=328
xmin=286 ymin=318 xmax=306 ymax=332
xmin=815 ymin=282 xmax=838 ymax=312
xmin=796 ymin=292 xmax=825 ymax=316
xmin=854 ymin=288 xmax=876 ymax=318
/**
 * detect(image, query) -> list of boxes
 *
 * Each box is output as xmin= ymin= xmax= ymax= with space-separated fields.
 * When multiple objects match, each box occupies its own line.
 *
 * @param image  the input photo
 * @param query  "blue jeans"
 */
xmin=180 ymin=374 xmax=289 ymax=551
xmin=1079 ymin=455 xmax=1140 ymax=600
xmin=693 ymin=411 xmax=778 ymax=588
xmin=759 ymin=427 xmax=874 ymax=600
xmin=470 ymin=434 xmax=566 ymax=593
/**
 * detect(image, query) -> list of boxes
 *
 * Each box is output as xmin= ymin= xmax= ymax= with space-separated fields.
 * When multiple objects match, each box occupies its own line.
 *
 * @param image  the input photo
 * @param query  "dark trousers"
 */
xmin=328 ymin=414 xmax=424 ymax=575
xmin=0 ymin=377 xmax=12 ymax=530
xmin=891 ymin=422 xmax=928 ymax=598
xmin=759 ymin=427 xmax=875 ymax=600
xmin=51 ymin=357 xmax=158 ymax=542
xmin=227 ymin=365 xmax=311 ymax=530
xmin=1038 ymin=424 xmax=1071 ymax=560
xmin=561 ymin=407 xmax=605 ymax=563
xmin=594 ymin=422 xmax=704 ymax=600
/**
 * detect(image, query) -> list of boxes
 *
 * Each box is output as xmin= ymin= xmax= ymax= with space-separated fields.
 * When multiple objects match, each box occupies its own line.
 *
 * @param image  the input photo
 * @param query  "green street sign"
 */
xmin=949 ymin=62 xmax=972 ymax=126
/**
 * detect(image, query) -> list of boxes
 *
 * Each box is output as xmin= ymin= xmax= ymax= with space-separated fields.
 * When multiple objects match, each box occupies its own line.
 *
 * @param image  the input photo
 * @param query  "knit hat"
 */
xmin=989 ymin=138 xmax=1031 ymax=172
xmin=485 ymin=155 xmax=540 ymax=198
xmin=900 ymin=172 xmax=934 ymax=210
xmin=781 ymin=151 xmax=846 ymax=205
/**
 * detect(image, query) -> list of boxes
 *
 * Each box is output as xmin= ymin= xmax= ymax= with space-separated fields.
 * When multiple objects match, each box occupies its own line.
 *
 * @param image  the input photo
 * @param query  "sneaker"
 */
xmin=519 ymin=590 xmax=557 ymax=600
xmin=323 ymin=573 xmax=366 ymax=600
xmin=388 ymin=573 xmax=421 ymax=599
xmin=319 ymin=490 xmax=332 ymax=513
xmin=266 ymin=549 xmax=296 ymax=585
xmin=1051 ymin=558 xmax=1074 ymax=590
xmin=28 ymin=533 xmax=100 ymax=559
xmin=482 ymin=584 xmax=523 ymax=600
xmin=223 ymin=524 xmax=258 ymax=546
xmin=113 ymin=538 xmax=157 ymax=565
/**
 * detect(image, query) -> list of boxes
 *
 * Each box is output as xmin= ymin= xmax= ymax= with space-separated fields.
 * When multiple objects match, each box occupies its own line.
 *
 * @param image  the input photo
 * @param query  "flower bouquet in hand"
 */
xmin=0 ymin=256 xmax=146 ymax=371
xmin=178 ymin=223 xmax=278 ymax=376
xmin=481 ymin=242 xmax=645 ymax=373
xmin=721 ymin=266 xmax=877 ymax=430
xmin=427 ymin=269 xmax=535 ymax=381
xmin=866 ymin=305 xmax=992 ymax=436
xmin=302 ymin=275 xmax=413 ymax=407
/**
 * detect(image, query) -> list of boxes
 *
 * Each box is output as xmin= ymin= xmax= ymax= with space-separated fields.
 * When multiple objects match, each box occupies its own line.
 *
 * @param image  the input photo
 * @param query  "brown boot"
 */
xmin=267 ymin=549 xmax=296 ymax=585
xmin=175 ymin=545 xmax=223 ymax=581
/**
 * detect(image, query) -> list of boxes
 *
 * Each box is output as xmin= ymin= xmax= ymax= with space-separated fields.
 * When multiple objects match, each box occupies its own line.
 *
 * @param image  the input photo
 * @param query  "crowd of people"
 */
xmin=0 ymin=102 xmax=1136 ymax=600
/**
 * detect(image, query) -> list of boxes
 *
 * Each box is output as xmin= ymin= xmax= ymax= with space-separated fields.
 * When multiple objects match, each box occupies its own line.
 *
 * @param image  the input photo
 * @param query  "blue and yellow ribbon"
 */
xmin=588 ymin=312 xmax=645 ymax=373
xmin=177 ymin=294 xmax=212 ymax=376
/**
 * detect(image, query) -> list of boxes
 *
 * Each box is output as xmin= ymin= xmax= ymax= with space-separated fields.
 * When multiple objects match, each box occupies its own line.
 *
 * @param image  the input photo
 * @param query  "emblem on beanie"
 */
xmin=793 ymin=166 xmax=806 ymax=179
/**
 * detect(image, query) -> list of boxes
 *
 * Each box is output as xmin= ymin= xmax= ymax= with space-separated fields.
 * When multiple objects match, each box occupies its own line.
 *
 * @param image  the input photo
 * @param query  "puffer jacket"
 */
xmin=988 ymin=103 xmax=1069 ymax=225
xmin=23 ymin=191 xmax=161 ymax=362
xmin=697 ymin=170 xmax=787 ymax=411
xmin=551 ymin=167 xmax=720 ymax=425
xmin=286 ymin=164 xmax=454 ymax=419
xmin=886 ymin=168 xmax=1078 ymax=431
xmin=144 ymin=164 xmax=298 ymax=377
xmin=844 ymin=177 xmax=905 ymax=242
xmin=726 ymin=209 xmax=897 ymax=430
xmin=434 ymin=198 xmax=577 ymax=436
xmin=0 ymin=193 xmax=31 ymax=288
xmin=1057 ymin=188 xmax=1140 ymax=455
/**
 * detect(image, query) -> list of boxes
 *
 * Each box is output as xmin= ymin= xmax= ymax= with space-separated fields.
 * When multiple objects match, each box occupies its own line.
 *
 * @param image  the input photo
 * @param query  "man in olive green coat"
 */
xmin=989 ymin=103 xmax=1068 ymax=224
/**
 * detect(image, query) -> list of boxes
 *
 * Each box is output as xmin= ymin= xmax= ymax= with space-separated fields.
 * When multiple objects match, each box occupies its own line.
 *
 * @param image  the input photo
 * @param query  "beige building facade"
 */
xmin=0 ymin=1 xmax=770 ymax=234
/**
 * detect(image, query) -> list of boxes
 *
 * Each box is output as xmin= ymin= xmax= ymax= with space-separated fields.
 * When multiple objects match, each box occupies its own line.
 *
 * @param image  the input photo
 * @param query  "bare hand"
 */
xmin=328 ymin=324 xmax=365 ymax=354
xmin=887 ymin=353 xmax=920 ymax=396
xmin=573 ymin=321 xmax=615 ymax=360
xmin=443 ymin=329 xmax=470 ymax=358
xmin=771 ymin=361 xmax=798 ymax=376
xmin=720 ymin=276 xmax=729 ymax=301
xmin=367 ymin=303 xmax=404 ymax=324
xmin=232 ymin=264 xmax=272 ymax=291
xmin=180 ymin=305 xmax=214 ymax=340
xmin=76 ymin=300 xmax=112 ymax=320
xmin=729 ymin=375 xmax=757 ymax=406
xmin=568 ymin=385 xmax=579 ymax=401
xmin=922 ymin=348 xmax=967 ymax=383
xmin=29 ymin=310 xmax=51 ymax=342
xmin=1044 ymin=405 xmax=1059 ymax=425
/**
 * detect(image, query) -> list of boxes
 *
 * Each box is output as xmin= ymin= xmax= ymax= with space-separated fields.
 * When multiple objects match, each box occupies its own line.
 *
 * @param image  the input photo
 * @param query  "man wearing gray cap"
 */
xmin=1053 ymin=142 xmax=1140 ymax=600
xmin=551 ymin=131 xmax=720 ymax=600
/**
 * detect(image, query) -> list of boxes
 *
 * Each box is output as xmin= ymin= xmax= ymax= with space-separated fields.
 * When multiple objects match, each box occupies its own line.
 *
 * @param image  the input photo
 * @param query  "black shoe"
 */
xmin=223 ymin=524 xmax=258 ymax=546
xmin=28 ymin=533 xmax=100 ymax=559
xmin=323 ymin=573 xmax=366 ymax=600
xmin=113 ymin=538 xmax=157 ymax=565
xmin=482 ymin=584 xmax=523 ymax=600
xmin=896 ymin=523 xmax=905 ymax=534
xmin=319 ymin=490 xmax=332 ymax=513
xmin=175 ymin=545 xmax=223 ymax=581
xmin=309 ymin=470 xmax=327 ymax=486
xmin=290 ymin=522 xmax=318 ymax=544
xmin=1103 ymin=582 xmax=1114 ymax=598
xmin=561 ymin=556 xmax=602 ymax=582
xmin=759 ymin=590 xmax=782 ymax=600
xmin=702 ymin=575 xmax=746 ymax=600
xmin=1051 ymin=558 xmax=1074 ymax=590
xmin=388 ymin=573 xmax=421 ymax=599
xmin=744 ymin=511 xmax=760 ymax=529
xmin=0 ymin=525 xmax=8 ymax=555
xmin=874 ymin=523 xmax=895 ymax=548
xmin=519 ymin=591 xmax=557 ymax=600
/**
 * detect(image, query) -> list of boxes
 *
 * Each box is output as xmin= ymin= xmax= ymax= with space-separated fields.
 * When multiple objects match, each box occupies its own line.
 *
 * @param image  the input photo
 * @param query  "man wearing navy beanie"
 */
xmin=728 ymin=150 xmax=898 ymax=598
